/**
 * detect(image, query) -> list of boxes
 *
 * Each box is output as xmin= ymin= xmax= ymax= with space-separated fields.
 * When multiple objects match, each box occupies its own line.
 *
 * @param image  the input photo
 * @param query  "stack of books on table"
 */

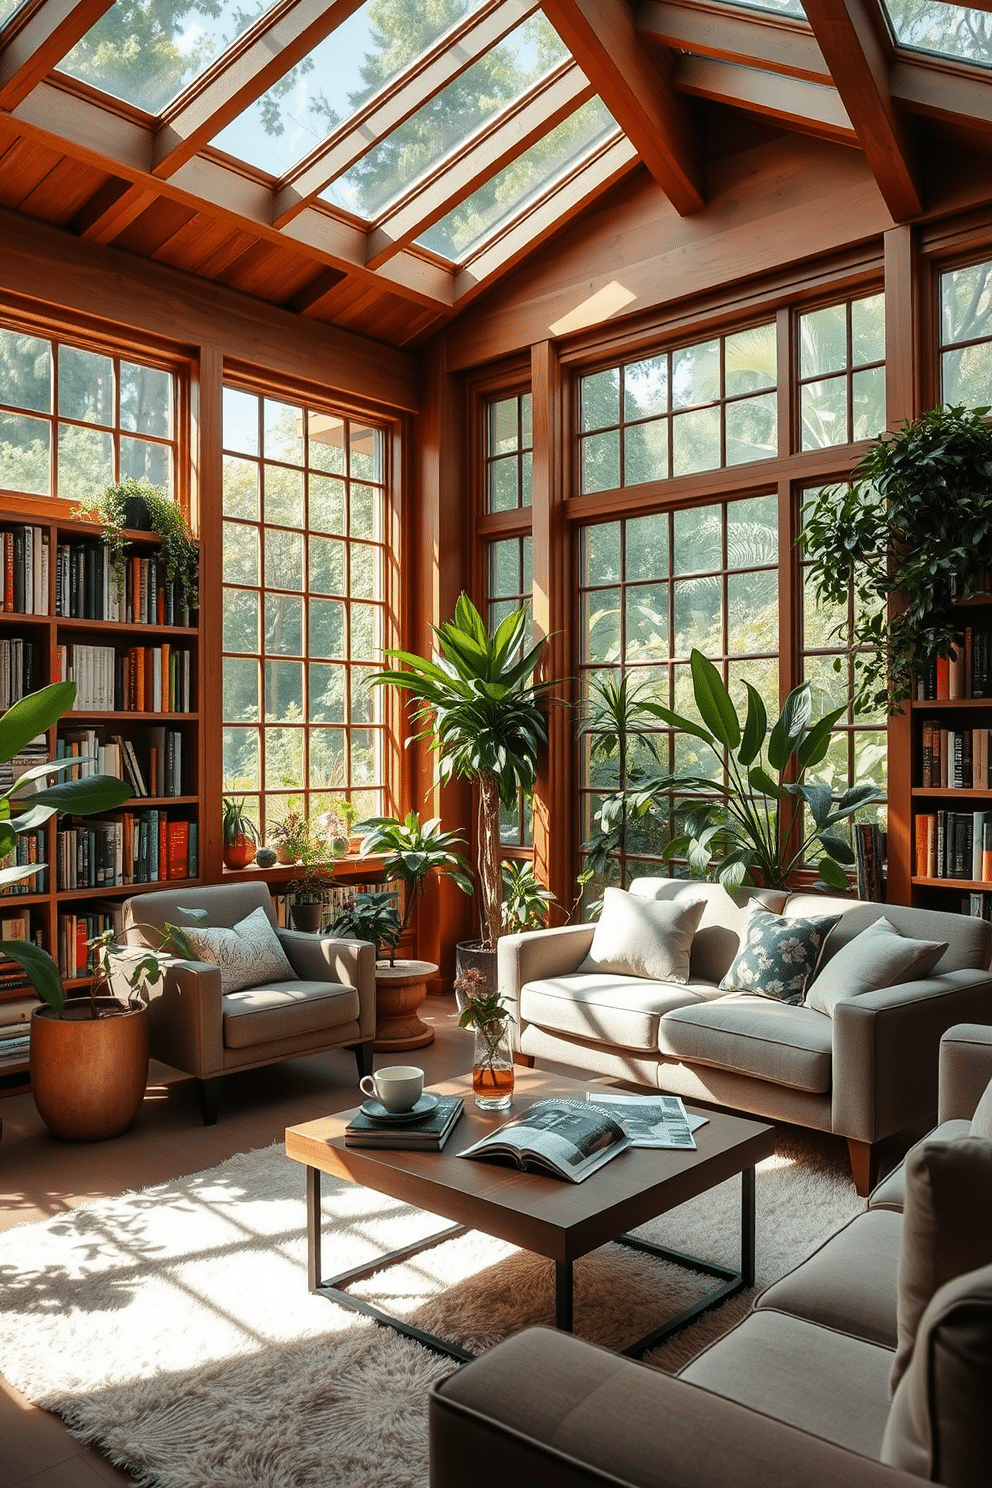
xmin=344 ymin=1094 xmax=464 ymax=1150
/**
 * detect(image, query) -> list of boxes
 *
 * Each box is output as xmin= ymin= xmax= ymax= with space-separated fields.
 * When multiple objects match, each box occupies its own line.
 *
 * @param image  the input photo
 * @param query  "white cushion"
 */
xmin=181 ymin=905 xmax=294 ymax=994
xmin=805 ymin=916 xmax=947 ymax=1017
xmin=578 ymin=888 xmax=705 ymax=984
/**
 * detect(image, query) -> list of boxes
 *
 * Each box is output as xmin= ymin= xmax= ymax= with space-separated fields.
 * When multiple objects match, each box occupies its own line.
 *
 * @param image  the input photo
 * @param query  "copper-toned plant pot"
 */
xmin=30 ymin=1000 xmax=149 ymax=1142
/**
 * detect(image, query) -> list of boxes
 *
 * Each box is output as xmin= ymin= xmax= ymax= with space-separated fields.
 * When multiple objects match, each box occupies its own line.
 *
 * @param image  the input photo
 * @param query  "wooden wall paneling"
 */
xmin=196 ymin=344 xmax=225 ymax=885
xmin=0 ymin=208 xmax=421 ymax=413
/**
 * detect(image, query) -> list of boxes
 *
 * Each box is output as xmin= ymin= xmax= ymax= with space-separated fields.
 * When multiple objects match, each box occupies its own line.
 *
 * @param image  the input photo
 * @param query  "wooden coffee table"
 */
xmin=285 ymin=1067 xmax=775 ymax=1362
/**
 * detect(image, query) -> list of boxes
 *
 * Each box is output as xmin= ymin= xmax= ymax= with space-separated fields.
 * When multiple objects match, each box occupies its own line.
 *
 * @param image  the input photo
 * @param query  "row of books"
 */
xmin=853 ymin=822 xmax=884 ymax=902
xmin=0 ymin=638 xmax=37 ymax=709
xmin=0 ymin=736 xmax=48 ymax=795
xmin=914 ymin=810 xmax=992 ymax=881
xmin=270 ymin=879 xmax=404 ymax=932
xmin=0 ymin=915 xmax=43 ymax=1065
xmin=56 ymin=812 xmax=197 ymax=889
xmin=1 ymin=525 xmax=50 ymax=615
xmin=964 ymin=892 xmax=992 ymax=921
xmin=57 ymin=906 xmax=122 ymax=980
xmin=54 ymin=541 xmax=195 ymax=627
xmin=920 ymin=723 xmax=992 ymax=789
xmin=916 ymin=629 xmax=992 ymax=700
xmin=57 ymin=725 xmax=185 ymax=797
xmin=0 ymin=830 xmax=46 ymax=895
xmin=55 ymin=642 xmax=194 ymax=713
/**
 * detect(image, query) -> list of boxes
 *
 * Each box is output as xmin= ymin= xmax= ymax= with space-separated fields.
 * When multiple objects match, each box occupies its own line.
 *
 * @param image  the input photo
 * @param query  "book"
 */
xmin=344 ymin=1093 xmax=464 ymax=1150
xmin=583 ymin=1091 xmax=707 ymax=1148
xmin=458 ymin=1098 xmax=632 ymax=1182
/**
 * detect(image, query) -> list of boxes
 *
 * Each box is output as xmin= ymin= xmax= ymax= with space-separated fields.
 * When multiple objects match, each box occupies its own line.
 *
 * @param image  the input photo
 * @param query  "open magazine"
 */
xmin=584 ymin=1091 xmax=708 ymax=1149
xmin=458 ymin=1098 xmax=632 ymax=1183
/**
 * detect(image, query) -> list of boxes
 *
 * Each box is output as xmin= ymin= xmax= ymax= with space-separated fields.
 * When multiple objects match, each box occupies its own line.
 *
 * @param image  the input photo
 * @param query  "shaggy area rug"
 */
xmin=0 ymin=1127 xmax=863 ymax=1488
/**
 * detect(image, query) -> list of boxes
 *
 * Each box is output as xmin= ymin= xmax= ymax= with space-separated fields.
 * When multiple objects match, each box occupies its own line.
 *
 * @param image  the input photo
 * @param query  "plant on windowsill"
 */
xmin=801 ymin=403 xmax=992 ymax=715
xmin=222 ymin=795 xmax=258 ymax=870
xmin=74 ymin=477 xmax=200 ymax=615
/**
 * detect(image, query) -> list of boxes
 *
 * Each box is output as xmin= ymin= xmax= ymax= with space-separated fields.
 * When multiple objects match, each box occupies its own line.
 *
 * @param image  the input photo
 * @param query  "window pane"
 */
xmin=223 ymin=387 xmax=258 ymax=455
xmin=725 ymin=393 xmax=776 ymax=466
xmin=350 ymin=483 xmax=379 ymax=539
xmin=520 ymin=450 xmax=532 ymax=507
xmin=121 ymin=436 xmax=172 ymax=491
xmin=120 ymin=362 xmax=171 ymax=435
xmin=0 ymin=330 xmax=51 ymax=412
xmin=491 ymin=538 xmax=522 ymax=597
xmin=728 ymin=570 xmax=777 ymax=652
xmin=223 ymin=727 xmax=259 ymax=792
xmin=224 ymin=657 xmax=258 ymax=722
xmin=265 ymin=528 xmax=304 ymax=591
xmin=224 ymin=521 xmax=259 ymax=586
xmin=800 ymin=303 xmax=847 ymax=377
xmin=725 ymin=324 xmax=776 ymax=394
xmin=490 ymin=398 xmax=519 ymax=452
xmin=223 ymin=457 xmax=259 ymax=519
xmin=350 ymin=541 xmax=380 ymax=599
xmin=349 ymin=423 xmax=381 ymax=481
xmin=585 ymin=588 xmax=621 ymax=663
xmin=59 ymin=345 xmax=113 ymax=425
xmin=727 ymin=496 xmax=777 ymax=568
xmin=581 ymin=430 xmax=621 ymax=493
xmin=624 ymin=357 xmax=668 ymax=419
xmin=801 ymin=376 xmax=848 ymax=449
xmin=941 ymin=260 xmax=992 ymax=344
xmin=309 ymin=473 xmax=345 ymax=533
xmin=351 ymin=666 xmax=376 ymax=724
xmin=263 ymin=465 xmax=304 ymax=527
xmin=308 ymin=412 xmax=345 ymax=474
xmin=674 ymin=506 xmax=722 ymax=574
xmin=57 ymin=424 xmax=112 ymax=499
xmin=582 ymin=523 xmax=621 ymax=585
xmin=265 ymin=727 xmax=304 ymax=790
xmin=489 ymin=456 xmax=520 ymax=510
xmin=672 ymin=339 xmax=720 ymax=408
xmin=350 ymin=602 xmax=381 ymax=659
xmin=223 ymin=588 xmax=258 ymax=653
xmin=264 ymin=398 xmax=303 ymax=464
xmin=310 ymin=728 xmax=345 ymax=787
xmin=309 ymin=598 xmax=346 ymax=659
xmin=672 ymin=405 xmax=720 ymax=475
xmin=674 ymin=576 xmax=722 ymax=655
xmin=0 ymin=412 xmax=50 ymax=493
xmin=309 ymin=535 xmax=345 ymax=595
xmin=351 ymin=728 xmax=380 ymax=785
xmin=309 ymin=663 xmax=345 ymax=722
xmin=581 ymin=368 xmax=620 ymax=431
xmin=852 ymin=366 xmax=886 ymax=442
xmin=942 ymin=343 xmax=992 ymax=407
xmin=626 ymin=514 xmax=668 ymax=581
xmin=624 ymin=421 xmax=668 ymax=485
xmin=264 ymin=660 xmax=304 ymax=721
xmin=625 ymin=584 xmax=669 ymax=661
xmin=265 ymin=593 xmax=303 ymax=656
xmin=851 ymin=294 xmax=885 ymax=365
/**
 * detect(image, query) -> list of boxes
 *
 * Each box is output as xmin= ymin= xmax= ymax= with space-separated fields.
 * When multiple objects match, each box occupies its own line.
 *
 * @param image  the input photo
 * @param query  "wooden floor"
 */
xmin=0 ymin=995 xmax=474 ymax=1488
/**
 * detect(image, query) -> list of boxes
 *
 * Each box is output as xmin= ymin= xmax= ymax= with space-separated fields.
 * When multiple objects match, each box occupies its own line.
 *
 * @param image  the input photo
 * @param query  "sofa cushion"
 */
xmin=718 ymin=906 xmax=842 ymax=1004
xmin=882 ymin=1263 xmax=992 ymax=1486
xmin=970 ymin=1075 xmax=992 ymax=1138
xmin=659 ymin=996 xmax=833 ymax=1092
xmin=628 ymin=877 xmax=787 ymax=984
xmin=578 ymin=888 xmax=705 ymax=983
xmin=891 ymin=1134 xmax=992 ymax=1391
xmin=520 ymin=974 xmax=709 ymax=1053
xmin=222 ymin=979 xmax=359 ymax=1047
xmin=805 ymin=916 xmax=948 ymax=1017
xmin=867 ymin=1120 xmax=973 ymax=1212
xmin=180 ymin=905 xmax=295 ymax=993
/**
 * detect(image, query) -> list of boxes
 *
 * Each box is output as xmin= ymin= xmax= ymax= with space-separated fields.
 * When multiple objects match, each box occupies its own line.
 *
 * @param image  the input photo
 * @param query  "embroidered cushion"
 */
xmin=805 ymin=916 xmax=947 ymax=1017
xmin=181 ymin=905 xmax=294 ymax=994
xmin=578 ymin=888 xmax=706 ymax=984
xmin=718 ymin=905 xmax=841 ymax=1004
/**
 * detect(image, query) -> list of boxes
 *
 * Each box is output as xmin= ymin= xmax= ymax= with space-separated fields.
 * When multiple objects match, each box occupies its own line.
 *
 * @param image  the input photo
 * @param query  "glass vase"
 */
xmin=472 ymin=1020 xmax=514 ymax=1111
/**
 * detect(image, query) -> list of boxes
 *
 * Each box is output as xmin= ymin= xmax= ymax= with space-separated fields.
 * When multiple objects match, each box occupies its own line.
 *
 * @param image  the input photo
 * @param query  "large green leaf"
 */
xmin=796 ymin=706 xmax=846 ymax=770
xmin=796 ymin=782 xmax=833 ymax=828
xmin=0 ymin=859 xmax=47 ymax=888
xmin=689 ymin=650 xmax=741 ymax=749
xmin=32 ymin=774 xmax=133 ymax=813
xmin=815 ymin=831 xmax=856 ymax=864
xmin=767 ymin=683 xmax=812 ymax=770
xmin=0 ymin=940 xmax=64 ymax=1013
xmin=639 ymin=702 xmax=716 ymax=748
xmin=814 ymin=855 xmax=850 ymax=891
xmin=747 ymin=766 xmax=784 ymax=799
xmin=0 ymin=681 xmax=76 ymax=763
xmin=738 ymin=684 xmax=768 ymax=767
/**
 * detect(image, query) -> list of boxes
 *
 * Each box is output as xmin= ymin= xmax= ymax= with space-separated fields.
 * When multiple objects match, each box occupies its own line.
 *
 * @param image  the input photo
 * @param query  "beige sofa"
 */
xmin=499 ymin=879 xmax=992 ymax=1193
xmin=429 ymin=1023 xmax=992 ymax=1488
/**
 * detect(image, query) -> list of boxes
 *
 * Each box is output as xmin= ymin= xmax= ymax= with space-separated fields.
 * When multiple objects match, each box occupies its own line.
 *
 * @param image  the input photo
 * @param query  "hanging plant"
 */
xmin=801 ymin=404 xmax=992 ymax=715
xmin=75 ymin=478 xmax=200 ymax=614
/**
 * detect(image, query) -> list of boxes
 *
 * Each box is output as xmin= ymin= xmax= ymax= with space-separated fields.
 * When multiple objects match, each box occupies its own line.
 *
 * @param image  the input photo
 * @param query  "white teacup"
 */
xmin=360 ymin=1065 xmax=424 ymax=1113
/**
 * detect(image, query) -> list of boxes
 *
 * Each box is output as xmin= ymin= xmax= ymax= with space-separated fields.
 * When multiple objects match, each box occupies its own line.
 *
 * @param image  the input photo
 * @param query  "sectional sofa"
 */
xmin=429 ymin=1023 xmax=992 ymax=1488
xmin=498 ymin=878 xmax=992 ymax=1192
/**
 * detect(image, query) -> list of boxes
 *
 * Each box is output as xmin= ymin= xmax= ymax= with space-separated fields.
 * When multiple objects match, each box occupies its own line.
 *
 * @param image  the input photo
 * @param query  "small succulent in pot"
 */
xmin=222 ymin=796 xmax=259 ymax=869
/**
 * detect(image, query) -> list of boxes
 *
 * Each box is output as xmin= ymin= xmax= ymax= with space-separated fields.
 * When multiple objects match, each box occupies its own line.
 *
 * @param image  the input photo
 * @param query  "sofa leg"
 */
xmin=197 ymin=1077 xmax=221 ymax=1127
xmin=513 ymin=1052 xmax=536 ymax=1069
xmin=847 ymin=1138 xmax=879 ymax=1197
xmin=353 ymin=1041 xmax=374 ymax=1079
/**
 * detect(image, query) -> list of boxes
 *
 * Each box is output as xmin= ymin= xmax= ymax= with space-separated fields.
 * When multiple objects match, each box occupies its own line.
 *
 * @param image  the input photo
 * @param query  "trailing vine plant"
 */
xmin=75 ymin=477 xmax=200 ymax=613
xmin=801 ymin=404 xmax=992 ymax=715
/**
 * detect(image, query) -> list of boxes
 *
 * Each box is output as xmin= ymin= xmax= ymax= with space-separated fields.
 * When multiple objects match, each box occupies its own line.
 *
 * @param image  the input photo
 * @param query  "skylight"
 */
xmin=212 ymin=0 xmax=483 ymax=179
xmin=0 ymin=0 xmax=25 ymax=29
xmin=417 ymin=95 xmax=617 ymax=262
xmin=705 ymin=0 xmax=807 ymax=16
xmin=321 ymin=15 xmax=567 ymax=219
xmin=884 ymin=0 xmax=992 ymax=68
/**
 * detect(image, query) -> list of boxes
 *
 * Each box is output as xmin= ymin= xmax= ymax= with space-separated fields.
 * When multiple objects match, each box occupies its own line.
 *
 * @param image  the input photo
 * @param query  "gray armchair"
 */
xmin=121 ymin=881 xmax=375 ymax=1124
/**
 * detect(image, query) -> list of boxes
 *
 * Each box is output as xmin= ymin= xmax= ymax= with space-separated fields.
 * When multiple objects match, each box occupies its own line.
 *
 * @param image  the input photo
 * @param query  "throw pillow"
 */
xmin=717 ymin=905 xmax=841 ymax=1004
xmin=890 ymin=1135 xmax=992 ymax=1393
xmin=805 ymin=916 xmax=948 ymax=1017
xmin=180 ymin=905 xmax=295 ymax=994
xmin=971 ymin=1077 xmax=992 ymax=1140
xmin=578 ymin=888 xmax=706 ymax=983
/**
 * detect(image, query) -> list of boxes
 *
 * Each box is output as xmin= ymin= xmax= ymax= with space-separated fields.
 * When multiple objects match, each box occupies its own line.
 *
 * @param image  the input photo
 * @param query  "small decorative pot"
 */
xmin=223 ymin=834 xmax=256 ymax=870
xmin=291 ymin=900 xmax=323 ymax=933
xmin=275 ymin=844 xmax=295 ymax=865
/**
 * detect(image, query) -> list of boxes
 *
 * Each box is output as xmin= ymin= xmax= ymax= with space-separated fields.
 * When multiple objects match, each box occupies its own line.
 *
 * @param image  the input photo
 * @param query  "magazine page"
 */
xmin=459 ymin=1098 xmax=632 ymax=1182
xmin=584 ymin=1092 xmax=707 ymax=1149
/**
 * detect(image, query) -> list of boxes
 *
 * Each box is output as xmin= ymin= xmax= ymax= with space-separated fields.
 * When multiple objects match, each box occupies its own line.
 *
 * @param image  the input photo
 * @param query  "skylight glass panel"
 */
xmin=0 ymin=1 xmax=26 ymax=29
xmin=706 ymin=0 xmax=806 ymax=16
xmin=321 ymin=16 xmax=567 ymax=219
xmin=417 ymin=96 xmax=616 ymax=263
xmin=59 ymin=0 xmax=275 ymax=115
xmin=885 ymin=0 xmax=992 ymax=67
xmin=213 ymin=0 xmax=482 ymax=178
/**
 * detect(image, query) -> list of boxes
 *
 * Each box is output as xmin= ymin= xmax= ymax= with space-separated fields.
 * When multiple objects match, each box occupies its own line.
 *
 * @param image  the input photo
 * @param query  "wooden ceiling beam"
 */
xmin=636 ymin=0 xmax=830 ymax=84
xmin=539 ymin=0 xmax=705 ymax=214
xmin=366 ymin=64 xmax=593 ymax=268
xmin=0 ymin=0 xmax=113 ymax=111
xmin=454 ymin=132 xmax=639 ymax=303
xmin=272 ymin=0 xmax=539 ymax=226
xmin=152 ymin=0 xmax=364 ymax=179
xmin=802 ymin=0 xmax=922 ymax=219
xmin=73 ymin=178 xmax=160 ymax=243
xmin=675 ymin=55 xmax=855 ymax=144
xmin=893 ymin=58 xmax=992 ymax=137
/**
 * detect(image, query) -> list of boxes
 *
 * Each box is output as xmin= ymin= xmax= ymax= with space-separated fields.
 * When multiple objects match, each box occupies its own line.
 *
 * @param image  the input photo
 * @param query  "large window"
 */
xmin=221 ymin=388 xmax=388 ymax=840
xmin=486 ymin=392 xmax=532 ymax=512
xmin=798 ymin=293 xmax=885 ymax=450
xmin=0 ymin=325 xmax=176 ymax=500
xmin=940 ymin=257 xmax=992 ymax=403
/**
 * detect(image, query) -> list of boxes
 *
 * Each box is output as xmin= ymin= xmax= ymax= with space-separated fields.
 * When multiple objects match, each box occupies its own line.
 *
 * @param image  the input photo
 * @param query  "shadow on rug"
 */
xmin=0 ymin=1126 xmax=863 ymax=1488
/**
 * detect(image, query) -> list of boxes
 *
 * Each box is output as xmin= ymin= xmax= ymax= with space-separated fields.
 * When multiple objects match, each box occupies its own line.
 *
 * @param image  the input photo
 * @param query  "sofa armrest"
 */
xmin=498 ymin=925 xmax=596 ymax=1051
xmin=938 ymin=1022 xmax=992 ymax=1121
xmin=277 ymin=930 xmax=376 ymax=1042
xmin=831 ymin=970 xmax=992 ymax=1143
xmin=138 ymin=957 xmax=225 ymax=1078
xmin=429 ymin=1329 xmax=916 ymax=1488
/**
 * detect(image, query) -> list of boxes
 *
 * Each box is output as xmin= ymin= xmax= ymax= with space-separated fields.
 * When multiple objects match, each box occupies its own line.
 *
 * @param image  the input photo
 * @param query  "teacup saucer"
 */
xmin=359 ymin=1092 xmax=438 ymax=1124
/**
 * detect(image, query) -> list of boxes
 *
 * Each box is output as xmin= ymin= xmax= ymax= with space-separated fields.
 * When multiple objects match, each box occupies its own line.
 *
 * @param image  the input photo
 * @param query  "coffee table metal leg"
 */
xmin=555 ymin=1261 xmax=573 ymax=1331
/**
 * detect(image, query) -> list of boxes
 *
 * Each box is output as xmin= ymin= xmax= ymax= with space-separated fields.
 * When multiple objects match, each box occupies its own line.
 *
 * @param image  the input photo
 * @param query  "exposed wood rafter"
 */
xmin=675 ymin=55 xmax=854 ymax=144
xmin=636 ymin=0 xmax=830 ymax=83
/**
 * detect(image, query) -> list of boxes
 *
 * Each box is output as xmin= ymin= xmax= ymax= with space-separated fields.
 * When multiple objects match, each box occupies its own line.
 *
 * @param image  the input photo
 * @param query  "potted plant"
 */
xmin=801 ymin=403 xmax=992 ymax=714
xmin=501 ymin=860 xmax=557 ymax=934
xmin=222 ymin=795 xmax=258 ymax=869
xmin=356 ymin=810 xmax=473 ymax=953
xmin=455 ymin=966 xmax=515 ymax=1110
xmin=329 ymin=889 xmax=402 ymax=960
xmin=371 ymin=593 xmax=557 ymax=979
xmin=268 ymin=810 xmax=331 ymax=930
xmin=74 ymin=477 xmax=200 ymax=616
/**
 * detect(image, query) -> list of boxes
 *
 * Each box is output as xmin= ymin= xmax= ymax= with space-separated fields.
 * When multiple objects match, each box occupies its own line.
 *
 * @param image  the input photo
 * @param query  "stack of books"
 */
xmin=344 ymin=1094 xmax=464 ymax=1150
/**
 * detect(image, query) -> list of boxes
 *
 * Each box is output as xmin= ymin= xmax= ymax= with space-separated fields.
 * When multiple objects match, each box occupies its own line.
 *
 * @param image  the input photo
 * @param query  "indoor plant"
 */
xmin=501 ymin=860 xmax=557 ymax=934
xmin=356 ymin=810 xmax=473 ymax=950
xmin=801 ymin=403 xmax=992 ymax=714
xmin=222 ymin=794 xmax=258 ymax=869
xmin=329 ymin=889 xmax=402 ymax=960
xmin=268 ymin=808 xmax=331 ymax=929
xmin=371 ymin=593 xmax=556 ymax=957
xmin=74 ymin=477 xmax=200 ymax=615
xmin=455 ymin=965 xmax=514 ymax=1110
xmin=586 ymin=649 xmax=880 ymax=893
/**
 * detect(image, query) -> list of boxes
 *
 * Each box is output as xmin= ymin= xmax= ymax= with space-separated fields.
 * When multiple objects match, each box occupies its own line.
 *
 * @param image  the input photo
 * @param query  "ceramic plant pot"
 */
xmin=223 ymin=834 xmax=256 ymax=869
xmin=291 ymin=900 xmax=323 ymax=933
xmin=30 ymin=1000 xmax=149 ymax=1141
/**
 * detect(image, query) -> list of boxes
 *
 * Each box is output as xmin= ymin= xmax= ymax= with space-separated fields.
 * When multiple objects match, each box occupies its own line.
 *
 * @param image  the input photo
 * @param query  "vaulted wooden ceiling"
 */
xmin=0 ymin=0 xmax=990 ymax=349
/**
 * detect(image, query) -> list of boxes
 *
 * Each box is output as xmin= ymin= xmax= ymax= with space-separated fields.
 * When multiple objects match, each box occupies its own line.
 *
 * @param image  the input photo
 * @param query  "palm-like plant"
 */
xmin=356 ymin=811 xmax=472 ymax=938
xmin=371 ymin=593 xmax=557 ymax=951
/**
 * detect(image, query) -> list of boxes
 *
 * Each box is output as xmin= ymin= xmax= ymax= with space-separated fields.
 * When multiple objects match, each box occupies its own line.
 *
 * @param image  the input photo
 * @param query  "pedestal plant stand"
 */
xmin=372 ymin=960 xmax=439 ymax=1050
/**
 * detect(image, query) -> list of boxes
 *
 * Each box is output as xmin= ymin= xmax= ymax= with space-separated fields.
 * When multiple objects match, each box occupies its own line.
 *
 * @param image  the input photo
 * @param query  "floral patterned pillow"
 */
xmin=718 ymin=906 xmax=842 ymax=1004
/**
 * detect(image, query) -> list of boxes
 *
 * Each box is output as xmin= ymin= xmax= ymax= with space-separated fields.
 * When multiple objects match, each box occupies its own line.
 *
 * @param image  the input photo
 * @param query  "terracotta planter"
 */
xmin=30 ymin=1000 xmax=149 ymax=1141
xmin=374 ymin=959 xmax=438 ymax=1050
xmin=223 ymin=834 xmax=256 ymax=869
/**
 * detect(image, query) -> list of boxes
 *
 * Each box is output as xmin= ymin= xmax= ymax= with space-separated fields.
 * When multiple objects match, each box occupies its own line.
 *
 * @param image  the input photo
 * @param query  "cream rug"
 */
xmin=0 ymin=1127 xmax=863 ymax=1488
